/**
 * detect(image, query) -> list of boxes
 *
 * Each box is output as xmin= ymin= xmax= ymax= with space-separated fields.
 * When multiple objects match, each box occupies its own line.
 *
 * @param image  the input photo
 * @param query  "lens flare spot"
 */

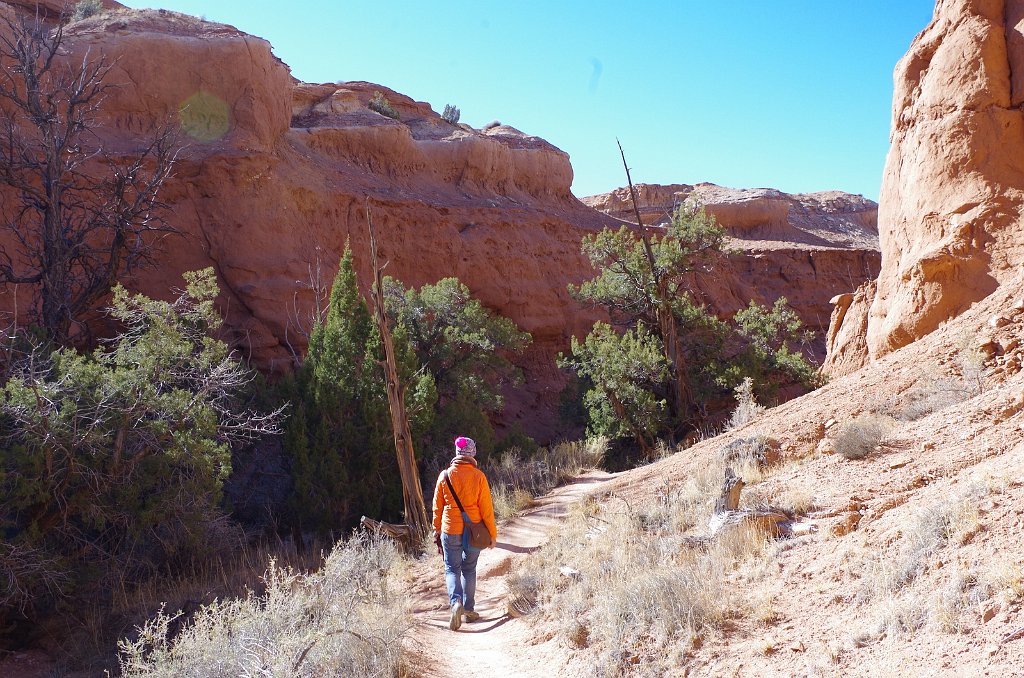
xmin=179 ymin=91 xmax=230 ymax=142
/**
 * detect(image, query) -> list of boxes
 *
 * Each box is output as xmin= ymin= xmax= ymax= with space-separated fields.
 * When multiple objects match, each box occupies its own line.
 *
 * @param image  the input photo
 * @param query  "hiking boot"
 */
xmin=449 ymin=600 xmax=463 ymax=631
xmin=463 ymin=610 xmax=481 ymax=622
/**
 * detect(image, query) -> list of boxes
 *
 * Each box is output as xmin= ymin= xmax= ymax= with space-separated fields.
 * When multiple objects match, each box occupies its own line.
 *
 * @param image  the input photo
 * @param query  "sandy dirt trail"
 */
xmin=402 ymin=471 xmax=616 ymax=678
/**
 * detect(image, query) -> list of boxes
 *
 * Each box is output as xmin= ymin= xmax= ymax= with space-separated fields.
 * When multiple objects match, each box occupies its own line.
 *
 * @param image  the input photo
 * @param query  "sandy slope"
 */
xmin=403 ymin=276 xmax=1024 ymax=677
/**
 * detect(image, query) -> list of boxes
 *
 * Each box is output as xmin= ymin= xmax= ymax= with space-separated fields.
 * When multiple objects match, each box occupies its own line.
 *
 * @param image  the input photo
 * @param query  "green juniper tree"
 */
xmin=568 ymin=204 xmax=725 ymax=445
xmin=283 ymin=245 xmax=435 ymax=536
xmin=382 ymin=276 xmax=530 ymax=463
xmin=564 ymin=204 xmax=816 ymax=452
xmin=0 ymin=269 xmax=280 ymax=620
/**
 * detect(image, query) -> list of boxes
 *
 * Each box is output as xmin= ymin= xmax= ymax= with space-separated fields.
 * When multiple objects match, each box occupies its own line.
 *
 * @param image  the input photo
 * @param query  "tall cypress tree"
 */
xmin=284 ymin=243 xmax=434 ymax=535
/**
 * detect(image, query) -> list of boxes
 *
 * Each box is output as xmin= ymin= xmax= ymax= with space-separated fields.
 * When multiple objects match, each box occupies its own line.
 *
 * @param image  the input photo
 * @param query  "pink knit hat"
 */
xmin=454 ymin=436 xmax=477 ymax=457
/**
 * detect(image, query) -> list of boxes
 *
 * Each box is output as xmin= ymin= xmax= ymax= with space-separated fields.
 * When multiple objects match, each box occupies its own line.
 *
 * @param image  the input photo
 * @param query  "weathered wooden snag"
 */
xmin=707 ymin=468 xmax=811 ymax=539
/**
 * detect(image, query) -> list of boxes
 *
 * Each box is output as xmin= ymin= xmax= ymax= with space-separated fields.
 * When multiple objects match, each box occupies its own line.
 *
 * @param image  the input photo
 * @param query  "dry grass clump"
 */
xmin=485 ymin=438 xmax=607 ymax=519
xmin=896 ymin=336 xmax=988 ymax=421
xmin=987 ymin=556 xmax=1024 ymax=604
xmin=896 ymin=376 xmax=975 ymax=421
xmin=728 ymin=377 xmax=765 ymax=429
xmin=859 ymin=495 xmax=979 ymax=602
xmin=849 ymin=486 xmax=995 ymax=646
xmin=834 ymin=414 xmax=894 ymax=460
xmin=930 ymin=567 xmax=989 ymax=633
xmin=118 ymin=532 xmax=408 ymax=677
xmin=510 ymin=489 xmax=773 ymax=674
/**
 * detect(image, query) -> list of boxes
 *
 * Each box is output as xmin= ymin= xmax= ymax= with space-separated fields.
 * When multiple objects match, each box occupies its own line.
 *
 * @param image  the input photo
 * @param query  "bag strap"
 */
xmin=443 ymin=470 xmax=468 ymax=514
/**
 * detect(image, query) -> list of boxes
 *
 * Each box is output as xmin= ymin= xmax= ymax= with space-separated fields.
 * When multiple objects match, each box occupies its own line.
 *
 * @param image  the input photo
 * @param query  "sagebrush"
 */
xmin=119 ymin=533 xmax=408 ymax=677
xmin=834 ymin=414 xmax=893 ymax=460
xmin=71 ymin=0 xmax=104 ymax=21
xmin=485 ymin=438 xmax=606 ymax=519
xmin=511 ymin=489 xmax=773 ymax=674
xmin=369 ymin=91 xmax=400 ymax=119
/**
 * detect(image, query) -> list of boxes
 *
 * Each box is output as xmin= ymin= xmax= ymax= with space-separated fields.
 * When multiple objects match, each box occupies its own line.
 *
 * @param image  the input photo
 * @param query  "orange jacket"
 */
xmin=432 ymin=460 xmax=497 ymax=541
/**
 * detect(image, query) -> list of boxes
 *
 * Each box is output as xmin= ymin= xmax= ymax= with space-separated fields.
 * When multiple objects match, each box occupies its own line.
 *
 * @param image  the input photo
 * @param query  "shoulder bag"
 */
xmin=444 ymin=471 xmax=491 ymax=549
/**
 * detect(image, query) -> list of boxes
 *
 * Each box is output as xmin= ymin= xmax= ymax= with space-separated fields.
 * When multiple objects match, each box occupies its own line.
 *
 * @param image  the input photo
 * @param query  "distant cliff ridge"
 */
xmin=584 ymin=183 xmax=881 ymax=348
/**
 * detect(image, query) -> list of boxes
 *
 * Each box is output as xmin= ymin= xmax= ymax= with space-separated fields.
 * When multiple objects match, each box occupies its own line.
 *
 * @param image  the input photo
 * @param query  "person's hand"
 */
xmin=433 ymin=531 xmax=442 ymax=555
xmin=488 ymin=537 xmax=497 ymax=549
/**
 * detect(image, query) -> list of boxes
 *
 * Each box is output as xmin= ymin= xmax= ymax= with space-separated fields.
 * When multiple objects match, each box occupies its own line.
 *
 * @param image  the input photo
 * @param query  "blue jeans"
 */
xmin=441 ymin=532 xmax=480 ymax=611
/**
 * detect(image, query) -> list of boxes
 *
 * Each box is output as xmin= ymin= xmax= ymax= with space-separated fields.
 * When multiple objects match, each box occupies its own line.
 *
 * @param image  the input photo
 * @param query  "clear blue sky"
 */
xmin=122 ymin=1 xmax=935 ymax=201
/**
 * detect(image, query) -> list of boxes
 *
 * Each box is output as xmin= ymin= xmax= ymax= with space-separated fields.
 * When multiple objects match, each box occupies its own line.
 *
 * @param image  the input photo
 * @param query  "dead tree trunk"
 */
xmin=708 ymin=468 xmax=797 ymax=538
xmin=365 ymin=207 xmax=430 ymax=542
xmin=617 ymin=141 xmax=692 ymax=436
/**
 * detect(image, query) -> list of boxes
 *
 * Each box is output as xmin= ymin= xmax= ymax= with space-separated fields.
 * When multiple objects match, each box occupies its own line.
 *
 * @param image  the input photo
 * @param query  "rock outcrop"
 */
xmin=829 ymin=0 xmax=1024 ymax=368
xmin=584 ymin=183 xmax=881 ymax=341
xmin=0 ymin=6 xmax=619 ymax=442
xmin=821 ymin=280 xmax=876 ymax=377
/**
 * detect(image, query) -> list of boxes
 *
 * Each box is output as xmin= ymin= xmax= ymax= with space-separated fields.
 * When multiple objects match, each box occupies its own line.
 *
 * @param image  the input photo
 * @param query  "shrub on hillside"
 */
xmin=897 ymin=339 xmax=988 ymax=421
xmin=71 ymin=0 xmax=104 ymax=22
xmin=368 ymin=91 xmax=399 ymax=119
xmin=119 ymin=533 xmax=407 ymax=677
xmin=834 ymin=414 xmax=893 ymax=460
xmin=442 ymin=103 xmax=460 ymax=124
xmin=728 ymin=377 xmax=765 ymax=429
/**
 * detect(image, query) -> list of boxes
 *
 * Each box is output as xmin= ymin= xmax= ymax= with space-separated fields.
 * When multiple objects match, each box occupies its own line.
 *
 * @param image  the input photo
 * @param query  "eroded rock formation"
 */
xmin=829 ymin=0 xmax=1024 ymax=369
xmin=0 ymin=5 xmax=881 ymax=440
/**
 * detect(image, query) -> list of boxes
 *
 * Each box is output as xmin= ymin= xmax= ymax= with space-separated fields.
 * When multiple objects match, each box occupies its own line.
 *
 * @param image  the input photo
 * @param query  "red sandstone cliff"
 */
xmin=0 ymin=5 xmax=880 ymax=440
xmin=584 ymin=183 xmax=881 ymax=342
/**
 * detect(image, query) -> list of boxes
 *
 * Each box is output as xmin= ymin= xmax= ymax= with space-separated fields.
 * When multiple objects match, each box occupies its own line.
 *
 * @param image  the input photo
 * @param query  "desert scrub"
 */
xmin=511 ymin=488 xmax=772 ymax=674
xmin=119 ymin=533 xmax=408 ymax=677
xmin=441 ymin=103 xmax=460 ymax=124
xmin=897 ymin=334 xmax=988 ymax=420
xmin=858 ymin=494 xmax=982 ymax=603
xmin=728 ymin=376 xmax=765 ymax=429
xmin=484 ymin=438 xmax=606 ymax=519
xmin=71 ymin=0 xmax=104 ymax=21
xmin=834 ymin=413 xmax=894 ymax=460
xmin=368 ymin=91 xmax=400 ymax=120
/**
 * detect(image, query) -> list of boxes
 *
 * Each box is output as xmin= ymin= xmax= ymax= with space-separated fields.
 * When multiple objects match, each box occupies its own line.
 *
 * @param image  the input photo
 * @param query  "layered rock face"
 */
xmin=0 ymin=6 xmax=880 ymax=440
xmin=584 ymin=184 xmax=881 ymax=342
xmin=0 ymin=6 xmax=620 ymax=442
xmin=829 ymin=0 xmax=1024 ymax=368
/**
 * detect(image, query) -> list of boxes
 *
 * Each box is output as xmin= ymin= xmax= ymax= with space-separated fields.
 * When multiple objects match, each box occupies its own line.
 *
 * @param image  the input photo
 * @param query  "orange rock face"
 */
xmin=859 ymin=0 xmax=1024 ymax=359
xmin=821 ymin=281 xmax=876 ymax=378
xmin=0 ymin=6 xmax=880 ymax=441
xmin=0 ymin=7 xmax=617 ymax=442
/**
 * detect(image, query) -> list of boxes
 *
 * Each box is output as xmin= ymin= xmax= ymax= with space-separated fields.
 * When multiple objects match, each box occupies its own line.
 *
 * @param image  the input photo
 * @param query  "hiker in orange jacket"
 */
xmin=432 ymin=436 xmax=498 ymax=631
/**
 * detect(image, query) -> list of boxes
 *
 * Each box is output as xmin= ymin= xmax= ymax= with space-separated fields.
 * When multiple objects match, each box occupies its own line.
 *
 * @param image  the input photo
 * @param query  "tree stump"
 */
xmin=359 ymin=516 xmax=420 ymax=551
xmin=707 ymin=468 xmax=812 ymax=539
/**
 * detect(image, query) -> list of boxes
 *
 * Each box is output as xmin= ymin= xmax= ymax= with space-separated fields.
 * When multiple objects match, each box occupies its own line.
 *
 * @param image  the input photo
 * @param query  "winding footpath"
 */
xmin=402 ymin=471 xmax=616 ymax=678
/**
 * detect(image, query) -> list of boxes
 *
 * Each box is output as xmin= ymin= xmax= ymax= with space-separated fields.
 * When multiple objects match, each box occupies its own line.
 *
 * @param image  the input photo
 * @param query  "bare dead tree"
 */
xmin=0 ymin=9 xmax=177 ymax=345
xmin=617 ymin=139 xmax=692 ymax=435
xmin=365 ymin=206 xmax=430 ymax=542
